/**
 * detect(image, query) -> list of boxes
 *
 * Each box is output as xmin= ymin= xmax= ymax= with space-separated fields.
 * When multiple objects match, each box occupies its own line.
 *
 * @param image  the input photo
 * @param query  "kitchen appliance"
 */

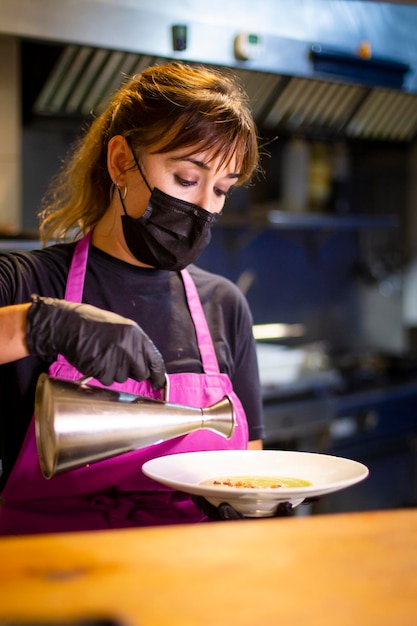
xmin=34 ymin=374 xmax=235 ymax=479
xmin=4 ymin=1 xmax=417 ymax=141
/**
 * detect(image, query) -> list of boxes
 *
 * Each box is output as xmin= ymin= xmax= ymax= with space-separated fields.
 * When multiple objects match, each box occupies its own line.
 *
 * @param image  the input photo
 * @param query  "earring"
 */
xmin=117 ymin=183 xmax=128 ymax=200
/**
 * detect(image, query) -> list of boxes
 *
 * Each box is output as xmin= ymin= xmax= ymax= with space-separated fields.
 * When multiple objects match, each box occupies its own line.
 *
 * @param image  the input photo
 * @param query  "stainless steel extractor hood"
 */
xmin=23 ymin=42 xmax=417 ymax=143
xmin=3 ymin=0 xmax=417 ymax=142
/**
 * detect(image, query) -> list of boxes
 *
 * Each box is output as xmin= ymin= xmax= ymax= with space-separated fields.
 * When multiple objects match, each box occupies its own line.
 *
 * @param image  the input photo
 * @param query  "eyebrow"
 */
xmin=170 ymin=156 xmax=241 ymax=180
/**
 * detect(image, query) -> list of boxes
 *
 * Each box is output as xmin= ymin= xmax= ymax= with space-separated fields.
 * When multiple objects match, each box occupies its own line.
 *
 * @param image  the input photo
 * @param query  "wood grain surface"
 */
xmin=0 ymin=508 xmax=416 ymax=626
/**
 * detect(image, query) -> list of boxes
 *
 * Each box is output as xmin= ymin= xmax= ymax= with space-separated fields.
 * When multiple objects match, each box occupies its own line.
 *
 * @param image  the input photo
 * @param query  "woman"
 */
xmin=0 ymin=61 xmax=264 ymax=534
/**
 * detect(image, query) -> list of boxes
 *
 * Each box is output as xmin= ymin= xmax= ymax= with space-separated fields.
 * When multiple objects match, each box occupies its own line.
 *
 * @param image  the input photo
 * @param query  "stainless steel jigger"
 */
xmin=34 ymin=373 xmax=236 ymax=478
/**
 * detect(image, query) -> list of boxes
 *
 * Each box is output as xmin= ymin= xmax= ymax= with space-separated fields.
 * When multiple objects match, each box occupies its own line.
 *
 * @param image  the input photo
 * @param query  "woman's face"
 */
xmin=99 ymin=136 xmax=242 ymax=265
xmin=126 ymin=145 xmax=241 ymax=218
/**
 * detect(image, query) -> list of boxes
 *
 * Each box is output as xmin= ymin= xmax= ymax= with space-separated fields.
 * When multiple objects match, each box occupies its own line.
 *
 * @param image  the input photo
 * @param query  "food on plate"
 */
xmin=200 ymin=476 xmax=312 ymax=489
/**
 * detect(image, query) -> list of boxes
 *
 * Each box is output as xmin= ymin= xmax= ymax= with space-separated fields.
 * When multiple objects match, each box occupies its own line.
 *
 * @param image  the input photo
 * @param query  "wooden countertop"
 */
xmin=0 ymin=508 xmax=416 ymax=626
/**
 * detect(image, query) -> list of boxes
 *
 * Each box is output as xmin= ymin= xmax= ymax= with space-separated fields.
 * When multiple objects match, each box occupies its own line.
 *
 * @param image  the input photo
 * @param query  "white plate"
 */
xmin=142 ymin=450 xmax=369 ymax=517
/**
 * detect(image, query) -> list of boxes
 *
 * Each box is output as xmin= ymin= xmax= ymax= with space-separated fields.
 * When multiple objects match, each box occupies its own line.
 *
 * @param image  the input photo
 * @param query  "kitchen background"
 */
xmin=1 ymin=0 xmax=417 ymax=514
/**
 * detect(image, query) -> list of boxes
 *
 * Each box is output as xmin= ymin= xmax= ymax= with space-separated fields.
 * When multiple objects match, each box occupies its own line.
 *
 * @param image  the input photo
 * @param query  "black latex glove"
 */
xmin=192 ymin=496 xmax=294 ymax=521
xmin=26 ymin=294 xmax=166 ymax=389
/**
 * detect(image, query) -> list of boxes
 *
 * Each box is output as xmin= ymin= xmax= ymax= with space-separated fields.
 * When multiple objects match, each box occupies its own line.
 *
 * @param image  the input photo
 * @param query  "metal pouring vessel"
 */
xmin=34 ymin=374 xmax=236 ymax=479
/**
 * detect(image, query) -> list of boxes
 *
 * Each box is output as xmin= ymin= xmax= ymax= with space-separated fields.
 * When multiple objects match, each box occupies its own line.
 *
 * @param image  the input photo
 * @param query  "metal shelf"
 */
xmin=0 ymin=239 xmax=42 ymax=251
xmin=0 ymin=211 xmax=398 ymax=253
xmin=267 ymin=211 xmax=398 ymax=230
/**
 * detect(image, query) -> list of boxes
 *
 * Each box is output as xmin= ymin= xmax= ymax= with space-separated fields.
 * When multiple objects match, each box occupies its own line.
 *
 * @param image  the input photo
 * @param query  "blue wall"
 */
xmin=197 ymin=225 xmax=360 ymax=349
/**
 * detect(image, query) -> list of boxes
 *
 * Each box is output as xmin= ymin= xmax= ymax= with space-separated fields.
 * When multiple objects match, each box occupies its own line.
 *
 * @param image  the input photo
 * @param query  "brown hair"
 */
xmin=38 ymin=61 xmax=260 ymax=244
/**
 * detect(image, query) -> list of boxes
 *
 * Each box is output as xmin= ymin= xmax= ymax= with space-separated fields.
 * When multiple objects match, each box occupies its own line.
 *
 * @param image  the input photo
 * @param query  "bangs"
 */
xmin=145 ymin=113 xmax=257 ymax=185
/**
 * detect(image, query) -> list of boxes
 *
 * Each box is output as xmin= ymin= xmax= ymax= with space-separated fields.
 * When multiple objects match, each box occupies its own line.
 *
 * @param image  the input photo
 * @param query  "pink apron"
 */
xmin=0 ymin=233 xmax=248 ymax=535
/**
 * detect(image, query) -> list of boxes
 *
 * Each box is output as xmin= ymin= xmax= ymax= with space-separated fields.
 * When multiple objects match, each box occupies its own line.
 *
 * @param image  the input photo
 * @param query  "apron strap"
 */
xmin=180 ymin=268 xmax=220 ymax=374
xmin=61 ymin=234 xmax=220 ymax=376
xmin=64 ymin=231 xmax=92 ymax=302
xmin=55 ymin=232 xmax=92 ymax=366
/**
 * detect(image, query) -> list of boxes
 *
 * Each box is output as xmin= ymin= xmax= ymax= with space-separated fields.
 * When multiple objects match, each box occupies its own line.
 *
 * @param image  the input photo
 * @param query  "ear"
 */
xmin=107 ymin=135 xmax=131 ymax=186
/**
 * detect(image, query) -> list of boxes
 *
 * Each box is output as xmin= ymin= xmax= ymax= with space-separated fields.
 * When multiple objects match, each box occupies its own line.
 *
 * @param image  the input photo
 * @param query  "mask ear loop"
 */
xmin=126 ymin=137 xmax=153 ymax=193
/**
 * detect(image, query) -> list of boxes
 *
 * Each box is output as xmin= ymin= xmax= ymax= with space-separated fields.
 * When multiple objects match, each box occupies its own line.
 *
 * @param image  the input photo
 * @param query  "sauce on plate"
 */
xmin=200 ymin=476 xmax=312 ymax=489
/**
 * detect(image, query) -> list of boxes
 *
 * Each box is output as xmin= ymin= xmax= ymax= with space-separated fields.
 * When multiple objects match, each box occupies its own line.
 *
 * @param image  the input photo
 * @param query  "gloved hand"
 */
xmin=192 ymin=496 xmax=294 ymax=521
xmin=26 ymin=294 xmax=166 ymax=389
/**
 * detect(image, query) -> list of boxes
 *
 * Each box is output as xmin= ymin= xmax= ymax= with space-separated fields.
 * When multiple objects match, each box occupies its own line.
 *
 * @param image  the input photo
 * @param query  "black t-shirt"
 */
xmin=0 ymin=242 xmax=264 ymax=488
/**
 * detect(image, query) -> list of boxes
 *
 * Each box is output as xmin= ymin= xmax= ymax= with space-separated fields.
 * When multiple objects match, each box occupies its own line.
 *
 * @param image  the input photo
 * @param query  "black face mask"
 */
xmin=119 ymin=149 xmax=220 ymax=271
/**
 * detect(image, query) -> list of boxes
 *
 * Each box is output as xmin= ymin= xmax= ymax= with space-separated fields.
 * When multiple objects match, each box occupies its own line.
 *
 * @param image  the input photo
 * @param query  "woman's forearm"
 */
xmin=0 ymin=303 xmax=31 ymax=363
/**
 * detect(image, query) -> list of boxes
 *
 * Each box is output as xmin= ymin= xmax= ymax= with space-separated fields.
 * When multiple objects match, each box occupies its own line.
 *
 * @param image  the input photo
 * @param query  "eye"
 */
xmin=215 ymin=185 xmax=235 ymax=199
xmin=174 ymin=174 xmax=196 ymax=187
